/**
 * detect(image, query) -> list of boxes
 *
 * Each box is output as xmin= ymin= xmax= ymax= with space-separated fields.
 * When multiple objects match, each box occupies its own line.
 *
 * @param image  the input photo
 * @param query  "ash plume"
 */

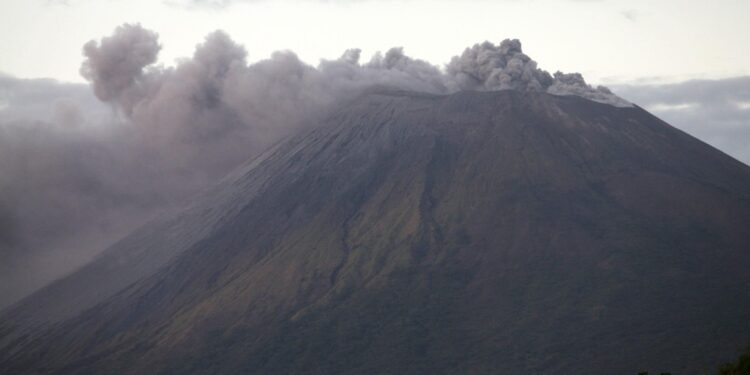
xmin=80 ymin=24 xmax=161 ymax=115
xmin=0 ymin=24 xmax=631 ymax=308
xmin=82 ymin=26 xmax=629 ymax=146
xmin=445 ymin=39 xmax=630 ymax=106
xmin=445 ymin=39 xmax=553 ymax=91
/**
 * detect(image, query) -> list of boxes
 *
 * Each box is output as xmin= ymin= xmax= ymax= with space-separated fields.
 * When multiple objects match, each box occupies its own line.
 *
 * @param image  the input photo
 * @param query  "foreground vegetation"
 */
xmin=720 ymin=347 xmax=750 ymax=375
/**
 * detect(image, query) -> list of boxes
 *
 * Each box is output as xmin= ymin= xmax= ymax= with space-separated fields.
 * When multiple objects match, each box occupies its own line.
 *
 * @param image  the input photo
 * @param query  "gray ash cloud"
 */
xmin=0 ymin=24 xmax=631 ymax=308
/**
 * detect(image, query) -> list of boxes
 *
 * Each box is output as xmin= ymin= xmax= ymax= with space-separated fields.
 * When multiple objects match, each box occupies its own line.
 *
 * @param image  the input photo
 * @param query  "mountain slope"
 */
xmin=2 ymin=89 xmax=750 ymax=374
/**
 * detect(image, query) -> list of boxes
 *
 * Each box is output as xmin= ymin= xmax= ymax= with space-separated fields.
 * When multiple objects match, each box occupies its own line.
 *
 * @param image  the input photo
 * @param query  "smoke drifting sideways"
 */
xmin=0 ymin=24 xmax=629 ymax=309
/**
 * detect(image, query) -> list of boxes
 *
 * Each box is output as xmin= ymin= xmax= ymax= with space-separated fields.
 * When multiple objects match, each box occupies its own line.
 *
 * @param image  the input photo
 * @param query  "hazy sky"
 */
xmin=1 ymin=0 xmax=749 ymax=84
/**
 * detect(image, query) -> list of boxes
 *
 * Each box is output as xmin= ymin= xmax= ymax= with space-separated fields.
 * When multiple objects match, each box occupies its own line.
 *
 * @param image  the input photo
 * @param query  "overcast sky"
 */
xmin=1 ymin=0 xmax=749 ymax=84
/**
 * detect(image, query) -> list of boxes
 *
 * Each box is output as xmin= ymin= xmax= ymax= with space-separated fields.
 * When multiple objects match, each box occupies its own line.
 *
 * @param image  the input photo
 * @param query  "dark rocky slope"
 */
xmin=2 ymin=89 xmax=750 ymax=374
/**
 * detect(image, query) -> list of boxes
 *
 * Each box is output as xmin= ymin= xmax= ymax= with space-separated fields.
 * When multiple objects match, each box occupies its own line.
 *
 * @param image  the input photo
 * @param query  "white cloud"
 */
xmin=647 ymin=102 xmax=696 ymax=112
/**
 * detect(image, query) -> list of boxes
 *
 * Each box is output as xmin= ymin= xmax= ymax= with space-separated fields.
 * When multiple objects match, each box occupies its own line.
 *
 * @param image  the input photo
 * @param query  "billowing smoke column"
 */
xmin=0 ymin=24 xmax=632 ymax=308
xmin=446 ymin=39 xmax=553 ymax=91
xmin=81 ymin=26 xmax=630 ymax=134
xmin=80 ymin=24 xmax=161 ymax=115
xmin=75 ymin=27 xmax=632 ymax=182
xmin=74 ymin=24 xmax=465 ymax=184
xmin=445 ymin=39 xmax=630 ymax=106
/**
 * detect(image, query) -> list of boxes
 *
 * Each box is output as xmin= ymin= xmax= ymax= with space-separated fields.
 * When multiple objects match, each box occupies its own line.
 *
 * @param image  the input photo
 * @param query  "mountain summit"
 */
xmin=2 ymin=89 xmax=750 ymax=374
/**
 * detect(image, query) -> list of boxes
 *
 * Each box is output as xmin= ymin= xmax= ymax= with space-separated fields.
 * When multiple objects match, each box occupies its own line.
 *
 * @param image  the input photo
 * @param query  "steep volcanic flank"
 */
xmin=2 ymin=89 xmax=750 ymax=374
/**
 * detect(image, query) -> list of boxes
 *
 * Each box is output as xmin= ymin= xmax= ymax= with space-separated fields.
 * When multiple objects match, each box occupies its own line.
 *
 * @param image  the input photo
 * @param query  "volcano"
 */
xmin=2 ymin=89 xmax=750 ymax=374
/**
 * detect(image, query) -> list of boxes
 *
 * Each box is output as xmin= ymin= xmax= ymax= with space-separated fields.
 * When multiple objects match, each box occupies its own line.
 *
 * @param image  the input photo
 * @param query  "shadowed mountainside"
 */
xmin=2 ymin=89 xmax=750 ymax=374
